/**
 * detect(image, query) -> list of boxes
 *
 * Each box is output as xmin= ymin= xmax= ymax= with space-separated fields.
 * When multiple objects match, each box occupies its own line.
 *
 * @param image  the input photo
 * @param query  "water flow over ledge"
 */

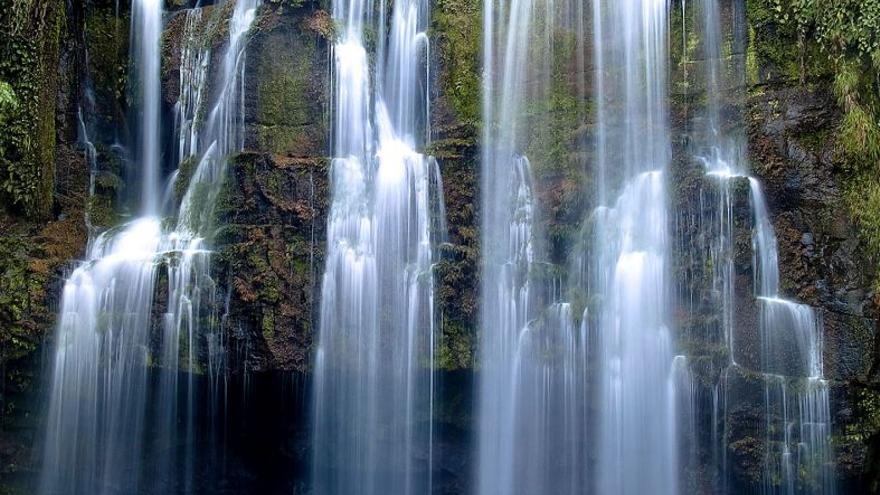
xmin=39 ymin=2 xmax=260 ymax=493
xmin=685 ymin=1 xmax=836 ymax=493
xmin=311 ymin=0 xmax=445 ymax=492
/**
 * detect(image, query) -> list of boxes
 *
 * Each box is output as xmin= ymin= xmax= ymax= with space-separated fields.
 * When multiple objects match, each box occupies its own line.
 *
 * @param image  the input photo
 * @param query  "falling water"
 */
xmin=751 ymin=182 xmax=836 ymax=495
xmin=590 ymin=2 xmax=682 ymax=494
xmin=132 ymin=0 xmax=161 ymax=214
xmin=686 ymin=1 xmax=836 ymax=493
xmin=478 ymin=0 xmax=589 ymax=491
xmin=173 ymin=8 xmax=210 ymax=176
xmin=311 ymin=0 xmax=444 ymax=492
xmin=39 ymin=2 xmax=260 ymax=493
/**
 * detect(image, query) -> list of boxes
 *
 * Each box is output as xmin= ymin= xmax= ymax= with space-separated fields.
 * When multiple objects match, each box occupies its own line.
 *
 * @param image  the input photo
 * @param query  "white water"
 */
xmin=751 ymin=183 xmax=835 ymax=495
xmin=591 ymin=2 xmax=681 ymax=494
xmin=132 ymin=0 xmax=161 ymax=214
xmin=477 ymin=0 xmax=590 ymax=490
xmin=687 ymin=1 xmax=836 ymax=493
xmin=311 ymin=0 xmax=444 ymax=492
xmin=39 ymin=2 xmax=260 ymax=493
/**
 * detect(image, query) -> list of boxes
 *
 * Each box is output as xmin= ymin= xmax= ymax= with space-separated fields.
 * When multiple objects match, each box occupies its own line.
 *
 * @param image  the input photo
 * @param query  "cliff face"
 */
xmin=0 ymin=0 xmax=879 ymax=492
xmin=745 ymin=83 xmax=880 ymax=489
xmin=0 ymin=0 xmax=91 ymax=481
xmin=213 ymin=6 xmax=331 ymax=373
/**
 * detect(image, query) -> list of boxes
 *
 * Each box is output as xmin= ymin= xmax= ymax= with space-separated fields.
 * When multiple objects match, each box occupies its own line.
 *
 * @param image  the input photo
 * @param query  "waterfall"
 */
xmin=310 ymin=0 xmax=444 ymax=492
xmin=687 ymin=1 xmax=836 ymax=493
xmin=590 ymin=2 xmax=681 ymax=494
xmin=751 ymin=182 xmax=836 ymax=495
xmin=478 ymin=0 xmax=590 ymax=491
xmin=132 ymin=0 xmax=161 ymax=214
xmin=38 ymin=2 xmax=260 ymax=493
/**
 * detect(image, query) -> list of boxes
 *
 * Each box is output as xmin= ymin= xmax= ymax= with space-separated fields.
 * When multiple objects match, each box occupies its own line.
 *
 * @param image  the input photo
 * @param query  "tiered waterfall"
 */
xmin=38 ymin=1 xmax=261 ymax=493
xmin=310 ymin=0 xmax=445 ymax=492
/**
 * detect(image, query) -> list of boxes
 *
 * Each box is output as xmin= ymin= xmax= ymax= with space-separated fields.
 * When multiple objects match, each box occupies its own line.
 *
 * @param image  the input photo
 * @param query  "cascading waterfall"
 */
xmin=310 ymin=0 xmax=444 ymax=491
xmin=478 ymin=0 xmax=589 ymax=492
xmin=23 ymin=0 xmax=854 ymax=492
xmin=38 ymin=1 xmax=260 ymax=493
xmin=591 ymin=2 xmax=682 ymax=494
xmin=751 ymin=182 xmax=836 ymax=495
xmin=685 ymin=1 xmax=836 ymax=493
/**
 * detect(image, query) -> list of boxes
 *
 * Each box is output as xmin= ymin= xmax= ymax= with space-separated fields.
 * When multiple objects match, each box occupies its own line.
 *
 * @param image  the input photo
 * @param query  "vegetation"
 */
xmin=0 ymin=0 xmax=64 ymax=219
xmin=756 ymin=0 xmax=880 ymax=289
xmin=432 ymin=0 xmax=481 ymax=124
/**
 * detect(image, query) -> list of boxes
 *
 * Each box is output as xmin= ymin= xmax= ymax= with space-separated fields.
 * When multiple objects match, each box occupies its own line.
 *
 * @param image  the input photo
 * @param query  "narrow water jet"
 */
xmin=132 ymin=0 xmax=161 ymax=214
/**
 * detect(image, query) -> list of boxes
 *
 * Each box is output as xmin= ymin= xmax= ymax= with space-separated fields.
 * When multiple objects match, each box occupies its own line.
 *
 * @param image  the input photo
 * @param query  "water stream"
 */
xmin=38 ymin=2 xmax=260 ymax=493
xmin=687 ymin=1 xmax=836 ymax=493
xmin=310 ymin=0 xmax=445 ymax=492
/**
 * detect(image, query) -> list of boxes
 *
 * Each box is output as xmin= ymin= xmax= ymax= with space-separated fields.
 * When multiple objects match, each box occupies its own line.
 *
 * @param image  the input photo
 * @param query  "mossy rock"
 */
xmin=244 ymin=8 xmax=329 ymax=156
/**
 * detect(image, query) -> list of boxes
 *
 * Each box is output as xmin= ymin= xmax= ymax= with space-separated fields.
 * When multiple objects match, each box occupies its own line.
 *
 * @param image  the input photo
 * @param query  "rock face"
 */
xmin=216 ymin=152 xmax=328 ymax=373
xmin=746 ymin=85 xmax=879 ymax=489
xmin=1 ymin=0 xmax=880 ymax=492
xmin=211 ymin=6 xmax=332 ymax=374
xmin=748 ymin=88 xmax=877 ymax=380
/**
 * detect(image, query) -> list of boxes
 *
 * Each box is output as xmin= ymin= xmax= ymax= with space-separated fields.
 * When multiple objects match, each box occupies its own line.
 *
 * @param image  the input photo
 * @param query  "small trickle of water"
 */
xmin=687 ymin=2 xmax=836 ymax=493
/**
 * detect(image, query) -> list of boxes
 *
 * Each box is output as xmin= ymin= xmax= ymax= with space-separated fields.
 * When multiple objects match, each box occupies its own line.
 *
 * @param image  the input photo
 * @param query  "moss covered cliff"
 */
xmin=1 ymin=0 xmax=880 ymax=492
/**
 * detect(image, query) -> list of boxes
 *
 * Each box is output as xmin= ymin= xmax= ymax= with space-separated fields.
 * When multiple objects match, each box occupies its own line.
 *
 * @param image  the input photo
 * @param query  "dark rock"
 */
xmin=216 ymin=152 xmax=329 ymax=373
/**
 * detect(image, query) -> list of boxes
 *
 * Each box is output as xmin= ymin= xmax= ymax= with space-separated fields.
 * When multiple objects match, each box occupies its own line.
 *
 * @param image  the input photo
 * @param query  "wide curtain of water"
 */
xmin=38 ymin=1 xmax=260 ymax=493
xmin=477 ymin=1 xmax=682 ymax=494
xmin=590 ymin=3 xmax=682 ymax=495
xmin=478 ymin=0 xmax=590 ymax=491
xmin=310 ymin=0 xmax=445 ymax=492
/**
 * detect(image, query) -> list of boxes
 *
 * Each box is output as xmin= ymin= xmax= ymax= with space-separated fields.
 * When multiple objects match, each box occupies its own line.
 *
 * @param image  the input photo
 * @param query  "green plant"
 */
xmin=0 ymin=0 xmax=63 ymax=218
xmin=766 ymin=0 xmax=880 ymax=289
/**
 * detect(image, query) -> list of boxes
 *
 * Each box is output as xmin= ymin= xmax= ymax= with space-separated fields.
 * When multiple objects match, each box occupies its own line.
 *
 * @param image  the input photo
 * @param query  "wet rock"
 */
xmin=215 ymin=152 xmax=329 ymax=373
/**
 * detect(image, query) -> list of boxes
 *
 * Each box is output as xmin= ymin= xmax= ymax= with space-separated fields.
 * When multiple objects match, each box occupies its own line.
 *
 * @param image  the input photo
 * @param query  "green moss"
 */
xmin=86 ymin=195 xmax=118 ymax=229
xmin=0 ymin=237 xmax=41 ymax=360
xmin=175 ymin=155 xmax=198 ymax=202
xmin=746 ymin=0 xmax=804 ymax=82
xmin=432 ymin=0 xmax=481 ymax=123
xmin=85 ymin=8 xmax=128 ymax=108
xmin=435 ymin=321 xmax=473 ymax=370
xmin=266 ymin=0 xmax=306 ymax=11
xmin=256 ymin=42 xmax=314 ymax=126
xmin=254 ymin=124 xmax=319 ymax=155
xmin=0 ymin=0 xmax=65 ymax=219
xmin=253 ymin=18 xmax=323 ymax=155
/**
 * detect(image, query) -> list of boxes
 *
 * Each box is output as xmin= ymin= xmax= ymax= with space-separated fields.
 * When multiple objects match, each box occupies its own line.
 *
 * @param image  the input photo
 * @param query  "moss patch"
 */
xmin=432 ymin=0 xmax=481 ymax=124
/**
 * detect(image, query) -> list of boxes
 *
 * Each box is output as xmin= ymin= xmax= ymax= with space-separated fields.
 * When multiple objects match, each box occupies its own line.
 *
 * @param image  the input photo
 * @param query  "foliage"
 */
xmin=266 ymin=0 xmax=306 ymax=8
xmin=432 ymin=0 xmax=481 ymax=123
xmin=0 ymin=0 xmax=63 ymax=219
xmin=0 ymin=81 xmax=18 ymax=160
xmin=0 ymin=235 xmax=41 ymax=361
xmin=766 ymin=0 xmax=880 ymax=289
xmin=85 ymin=9 xmax=128 ymax=108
